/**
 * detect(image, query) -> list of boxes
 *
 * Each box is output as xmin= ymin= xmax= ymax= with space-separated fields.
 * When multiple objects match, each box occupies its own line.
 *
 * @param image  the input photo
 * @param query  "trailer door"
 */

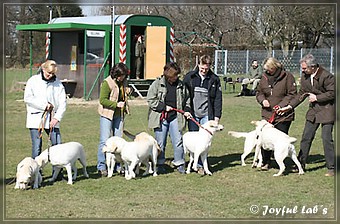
xmin=144 ymin=26 xmax=167 ymax=79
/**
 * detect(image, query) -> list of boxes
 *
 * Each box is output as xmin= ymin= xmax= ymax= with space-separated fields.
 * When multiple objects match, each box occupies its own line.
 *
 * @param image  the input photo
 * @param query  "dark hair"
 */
xmin=163 ymin=62 xmax=181 ymax=80
xmin=110 ymin=63 xmax=129 ymax=79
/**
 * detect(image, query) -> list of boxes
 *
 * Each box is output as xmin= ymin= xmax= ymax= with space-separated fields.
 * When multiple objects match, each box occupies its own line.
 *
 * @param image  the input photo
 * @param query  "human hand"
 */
xmin=165 ymin=105 xmax=173 ymax=112
xmin=308 ymin=93 xmax=317 ymax=102
xmin=273 ymin=105 xmax=281 ymax=111
xmin=117 ymin=101 xmax=125 ymax=108
xmin=184 ymin=112 xmax=192 ymax=119
xmin=276 ymin=105 xmax=292 ymax=115
xmin=262 ymin=100 xmax=270 ymax=108
xmin=50 ymin=118 xmax=59 ymax=128
xmin=46 ymin=103 xmax=54 ymax=112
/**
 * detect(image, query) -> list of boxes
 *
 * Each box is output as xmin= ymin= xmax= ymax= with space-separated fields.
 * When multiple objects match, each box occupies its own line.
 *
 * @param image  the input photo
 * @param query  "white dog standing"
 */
xmin=35 ymin=142 xmax=89 ymax=185
xmin=121 ymin=132 xmax=159 ymax=180
xmin=183 ymin=120 xmax=224 ymax=175
xmin=228 ymin=130 xmax=263 ymax=167
xmin=15 ymin=157 xmax=42 ymax=190
xmin=102 ymin=136 xmax=126 ymax=178
xmin=252 ymin=120 xmax=304 ymax=176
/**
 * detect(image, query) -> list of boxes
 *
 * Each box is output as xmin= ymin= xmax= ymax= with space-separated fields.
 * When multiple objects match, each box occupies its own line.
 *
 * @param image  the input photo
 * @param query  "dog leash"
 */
xmin=170 ymin=108 xmax=213 ymax=136
xmin=268 ymin=110 xmax=295 ymax=127
xmin=38 ymin=109 xmax=53 ymax=162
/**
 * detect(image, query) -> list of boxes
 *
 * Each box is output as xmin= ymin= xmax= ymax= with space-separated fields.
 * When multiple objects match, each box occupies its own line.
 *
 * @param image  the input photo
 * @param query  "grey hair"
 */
xmin=300 ymin=54 xmax=318 ymax=67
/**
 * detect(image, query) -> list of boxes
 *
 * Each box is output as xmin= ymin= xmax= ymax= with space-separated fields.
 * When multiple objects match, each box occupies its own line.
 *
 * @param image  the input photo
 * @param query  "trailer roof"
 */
xmin=16 ymin=14 xmax=172 ymax=32
xmin=50 ymin=15 xmax=133 ymax=25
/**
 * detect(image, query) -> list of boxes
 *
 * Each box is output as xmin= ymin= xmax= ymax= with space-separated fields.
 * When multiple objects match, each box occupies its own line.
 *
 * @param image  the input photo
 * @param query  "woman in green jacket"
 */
xmin=97 ymin=63 xmax=129 ymax=177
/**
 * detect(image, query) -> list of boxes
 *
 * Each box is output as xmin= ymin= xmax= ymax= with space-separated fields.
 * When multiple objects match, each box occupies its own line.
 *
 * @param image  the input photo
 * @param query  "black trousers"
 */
xmin=298 ymin=120 xmax=334 ymax=170
xmin=261 ymin=121 xmax=291 ymax=166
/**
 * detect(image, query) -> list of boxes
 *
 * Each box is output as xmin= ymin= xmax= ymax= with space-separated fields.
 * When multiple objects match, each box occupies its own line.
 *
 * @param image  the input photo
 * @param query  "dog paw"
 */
xmin=67 ymin=181 xmax=73 ymax=185
xmin=273 ymin=173 xmax=282 ymax=177
xmin=48 ymin=178 xmax=55 ymax=183
xmin=298 ymin=171 xmax=304 ymax=175
xmin=241 ymin=163 xmax=247 ymax=166
xmin=206 ymin=172 xmax=212 ymax=176
xmin=153 ymin=172 xmax=158 ymax=177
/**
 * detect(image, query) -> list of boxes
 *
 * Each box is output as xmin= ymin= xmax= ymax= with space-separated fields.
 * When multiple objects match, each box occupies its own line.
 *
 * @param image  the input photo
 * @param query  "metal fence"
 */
xmin=214 ymin=48 xmax=335 ymax=76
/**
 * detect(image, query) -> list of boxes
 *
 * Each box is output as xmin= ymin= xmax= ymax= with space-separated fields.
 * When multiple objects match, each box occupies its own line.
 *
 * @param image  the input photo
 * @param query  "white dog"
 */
xmin=35 ymin=142 xmax=89 ymax=185
xmin=251 ymin=120 xmax=304 ymax=176
xmin=15 ymin=157 xmax=42 ymax=190
xmin=183 ymin=120 xmax=224 ymax=175
xmin=102 ymin=136 xmax=126 ymax=177
xmin=228 ymin=130 xmax=263 ymax=167
xmin=121 ymin=132 xmax=159 ymax=180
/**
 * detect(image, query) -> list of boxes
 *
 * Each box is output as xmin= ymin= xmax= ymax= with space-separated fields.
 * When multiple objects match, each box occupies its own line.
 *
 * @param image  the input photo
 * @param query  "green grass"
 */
xmin=4 ymin=69 xmax=336 ymax=221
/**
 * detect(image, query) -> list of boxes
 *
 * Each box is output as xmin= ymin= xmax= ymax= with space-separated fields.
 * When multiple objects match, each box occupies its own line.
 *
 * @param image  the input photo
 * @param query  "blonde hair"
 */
xmin=41 ymin=60 xmax=58 ymax=73
xmin=263 ymin=57 xmax=282 ymax=71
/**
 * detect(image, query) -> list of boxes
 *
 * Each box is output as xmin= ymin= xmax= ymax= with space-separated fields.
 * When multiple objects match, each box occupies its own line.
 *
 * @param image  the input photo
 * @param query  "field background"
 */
xmin=3 ymin=69 xmax=337 ymax=222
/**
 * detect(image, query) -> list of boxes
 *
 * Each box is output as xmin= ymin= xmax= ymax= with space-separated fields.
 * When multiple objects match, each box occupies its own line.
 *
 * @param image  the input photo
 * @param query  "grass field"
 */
xmin=3 ymin=69 xmax=337 ymax=222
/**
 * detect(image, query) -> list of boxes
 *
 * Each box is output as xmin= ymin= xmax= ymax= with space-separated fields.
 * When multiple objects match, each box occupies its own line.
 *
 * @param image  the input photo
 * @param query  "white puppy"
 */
xmin=183 ymin=120 xmax=224 ymax=175
xmin=252 ymin=120 xmax=304 ymax=176
xmin=35 ymin=142 xmax=89 ymax=185
xmin=15 ymin=157 xmax=42 ymax=190
xmin=102 ymin=136 xmax=126 ymax=177
xmin=228 ymin=130 xmax=263 ymax=167
xmin=121 ymin=132 xmax=159 ymax=180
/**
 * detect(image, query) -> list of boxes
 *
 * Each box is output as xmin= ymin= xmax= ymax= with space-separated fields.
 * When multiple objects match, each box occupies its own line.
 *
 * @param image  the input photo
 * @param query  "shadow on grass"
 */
xmin=207 ymin=153 xmax=242 ymax=172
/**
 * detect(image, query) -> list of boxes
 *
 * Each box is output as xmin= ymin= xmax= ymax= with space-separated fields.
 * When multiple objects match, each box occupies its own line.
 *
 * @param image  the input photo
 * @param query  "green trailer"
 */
xmin=16 ymin=14 xmax=174 ymax=99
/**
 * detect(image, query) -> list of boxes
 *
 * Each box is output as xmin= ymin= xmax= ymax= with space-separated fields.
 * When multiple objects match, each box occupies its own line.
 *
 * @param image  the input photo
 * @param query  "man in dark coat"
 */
xmin=278 ymin=54 xmax=335 ymax=177
xmin=183 ymin=55 xmax=222 ymax=175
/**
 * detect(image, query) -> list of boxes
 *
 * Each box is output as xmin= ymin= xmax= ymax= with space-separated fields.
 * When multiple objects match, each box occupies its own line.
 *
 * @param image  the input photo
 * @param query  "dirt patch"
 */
xmin=67 ymin=97 xmax=148 ymax=106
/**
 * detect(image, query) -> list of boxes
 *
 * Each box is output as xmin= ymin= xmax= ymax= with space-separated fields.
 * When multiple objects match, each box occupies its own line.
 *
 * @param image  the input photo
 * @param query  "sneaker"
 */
xmin=197 ymin=167 xmax=205 ymax=175
xmin=325 ymin=169 xmax=334 ymax=177
xmin=177 ymin=165 xmax=185 ymax=174
xmin=98 ymin=170 xmax=108 ymax=177
xmin=261 ymin=164 xmax=269 ymax=171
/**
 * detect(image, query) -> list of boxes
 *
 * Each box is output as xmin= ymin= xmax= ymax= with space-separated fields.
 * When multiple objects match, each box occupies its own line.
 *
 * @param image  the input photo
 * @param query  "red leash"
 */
xmin=170 ymin=108 xmax=213 ymax=136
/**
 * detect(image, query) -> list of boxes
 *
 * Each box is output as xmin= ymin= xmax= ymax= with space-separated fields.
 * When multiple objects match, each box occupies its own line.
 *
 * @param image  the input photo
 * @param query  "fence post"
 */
xmin=299 ymin=48 xmax=303 ymax=76
xmin=224 ymin=50 xmax=228 ymax=75
xmin=214 ymin=50 xmax=218 ymax=75
xmin=330 ymin=46 xmax=333 ymax=74
xmin=246 ymin=50 xmax=249 ymax=74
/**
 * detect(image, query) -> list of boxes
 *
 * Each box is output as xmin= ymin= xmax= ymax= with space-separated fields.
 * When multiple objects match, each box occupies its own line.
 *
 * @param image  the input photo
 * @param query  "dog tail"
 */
xmin=228 ymin=131 xmax=250 ymax=138
xmin=289 ymin=137 xmax=297 ymax=144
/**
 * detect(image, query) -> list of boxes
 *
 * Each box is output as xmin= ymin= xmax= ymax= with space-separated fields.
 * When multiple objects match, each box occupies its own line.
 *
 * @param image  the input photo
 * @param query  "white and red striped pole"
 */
xmin=45 ymin=32 xmax=50 ymax=60
xmin=119 ymin=24 xmax=126 ymax=64
xmin=169 ymin=27 xmax=175 ymax=62
xmin=45 ymin=5 xmax=52 ymax=61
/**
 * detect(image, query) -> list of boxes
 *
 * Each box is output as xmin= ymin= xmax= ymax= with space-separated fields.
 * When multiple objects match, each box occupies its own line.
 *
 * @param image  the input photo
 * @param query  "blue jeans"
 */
xmin=188 ymin=115 xmax=209 ymax=168
xmin=154 ymin=118 xmax=185 ymax=166
xmin=97 ymin=116 xmax=123 ymax=171
xmin=29 ymin=128 xmax=61 ymax=159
